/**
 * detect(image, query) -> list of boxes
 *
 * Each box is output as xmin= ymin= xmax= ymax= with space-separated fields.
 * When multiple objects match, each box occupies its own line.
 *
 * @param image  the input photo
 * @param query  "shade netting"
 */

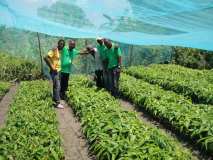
xmin=0 ymin=0 xmax=213 ymax=50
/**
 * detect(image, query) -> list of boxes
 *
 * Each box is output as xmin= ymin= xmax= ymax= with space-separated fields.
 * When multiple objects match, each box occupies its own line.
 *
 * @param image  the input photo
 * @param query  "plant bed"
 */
xmin=66 ymin=75 xmax=195 ymax=160
xmin=119 ymin=92 xmax=212 ymax=159
xmin=0 ymin=80 xmax=64 ymax=159
xmin=0 ymin=82 xmax=10 ymax=100
xmin=0 ymin=52 xmax=41 ymax=81
xmin=125 ymin=64 xmax=213 ymax=105
xmin=119 ymin=73 xmax=213 ymax=155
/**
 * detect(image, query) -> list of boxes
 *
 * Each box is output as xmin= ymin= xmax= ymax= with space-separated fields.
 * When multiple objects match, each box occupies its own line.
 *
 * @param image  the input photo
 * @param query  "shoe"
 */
xmin=55 ymin=103 xmax=64 ymax=109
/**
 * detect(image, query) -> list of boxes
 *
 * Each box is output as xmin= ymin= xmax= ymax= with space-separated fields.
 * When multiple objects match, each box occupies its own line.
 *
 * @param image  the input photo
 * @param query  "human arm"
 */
xmin=78 ymin=48 xmax=90 ymax=55
xmin=115 ymin=45 xmax=122 ymax=71
xmin=79 ymin=47 xmax=96 ymax=59
xmin=115 ymin=45 xmax=122 ymax=66
xmin=118 ymin=56 xmax=122 ymax=67
xmin=43 ymin=50 xmax=56 ymax=72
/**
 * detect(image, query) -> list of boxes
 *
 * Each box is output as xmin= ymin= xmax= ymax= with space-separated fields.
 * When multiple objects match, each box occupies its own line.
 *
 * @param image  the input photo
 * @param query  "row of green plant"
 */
xmin=203 ymin=69 xmax=213 ymax=83
xmin=160 ymin=64 xmax=213 ymax=83
xmin=125 ymin=64 xmax=213 ymax=104
xmin=0 ymin=81 xmax=64 ymax=160
xmin=67 ymin=75 xmax=195 ymax=160
xmin=0 ymin=52 xmax=41 ymax=81
xmin=0 ymin=82 xmax=10 ymax=100
xmin=119 ymin=73 xmax=213 ymax=154
xmin=151 ymin=64 xmax=212 ymax=83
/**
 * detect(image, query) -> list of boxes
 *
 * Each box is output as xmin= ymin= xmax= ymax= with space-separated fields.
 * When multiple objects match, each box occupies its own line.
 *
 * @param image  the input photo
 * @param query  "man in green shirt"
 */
xmin=104 ymin=39 xmax=122 ymax=96
xmin=60 ymin=40 xmax=89 ymax=99
xmin=97 ymin=37 xmax=106 ymax=63
xmin=96 ymin=37 xmax=107 ymax=88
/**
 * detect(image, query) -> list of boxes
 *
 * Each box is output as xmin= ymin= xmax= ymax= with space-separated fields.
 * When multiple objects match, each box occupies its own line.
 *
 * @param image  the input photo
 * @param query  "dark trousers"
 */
xmin=60 ymin=72 xmax=70 ymax=99
xmin=103 ymin=70 xmax=109 ymax=90
xmin=102 ymin=61 xmax=109 ymax=90
xmin=95 ymin=70 xmax=104 ymax=88
xmin=50 ymin=71 xmax=60 ymax=104
xmin=108 ymin=67 xmax=120 ymax=96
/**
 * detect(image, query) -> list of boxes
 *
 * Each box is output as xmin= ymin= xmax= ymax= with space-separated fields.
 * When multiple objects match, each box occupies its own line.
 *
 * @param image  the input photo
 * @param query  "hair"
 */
xmin=103 ymin=38 xmax=108 ymax=43
xmin=58 ymin=39 xmax=65 ymax=45
xmin=69 ymin=39 xmax=75 ymax=43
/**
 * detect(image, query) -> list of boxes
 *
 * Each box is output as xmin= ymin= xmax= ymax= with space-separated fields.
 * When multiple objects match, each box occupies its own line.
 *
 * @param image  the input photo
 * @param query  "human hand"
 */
xmin=116 ymin=66 xmax=121 ymax=73
xmin=51 ymin=68 xmax=57 ymax=73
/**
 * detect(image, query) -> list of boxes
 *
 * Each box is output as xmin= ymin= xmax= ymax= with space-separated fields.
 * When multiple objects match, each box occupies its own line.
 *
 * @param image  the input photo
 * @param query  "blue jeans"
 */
xmin=50 ymin=71 xmax=60 ymax=104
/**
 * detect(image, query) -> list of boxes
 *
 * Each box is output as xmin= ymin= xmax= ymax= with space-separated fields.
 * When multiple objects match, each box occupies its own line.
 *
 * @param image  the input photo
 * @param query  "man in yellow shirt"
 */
xmin=44 ymin=39 xmax=64 ymax=109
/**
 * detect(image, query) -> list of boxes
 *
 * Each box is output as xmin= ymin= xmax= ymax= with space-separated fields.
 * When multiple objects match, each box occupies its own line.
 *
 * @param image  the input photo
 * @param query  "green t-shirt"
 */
xmin=69 ymin=48 xmax=79 ymax=62
xmin=106 ymin=46 xmax=122 ymax=69
xmin=60 ymin=47 xmax=79 ymax=73
xmin=97 ymin=44 xmax=106 ymax=61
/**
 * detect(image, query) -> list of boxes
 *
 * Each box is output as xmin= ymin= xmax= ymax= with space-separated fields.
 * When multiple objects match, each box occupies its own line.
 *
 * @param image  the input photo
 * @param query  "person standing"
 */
xmin=96 ymin=37 xmax=107 ymax=88
xmin=44 ymin=39 xmax=64 ymax=109
xmin=60 ymin=39 xmax=89 ymax=99
xmin=104 ymin=39 xmax=122 ymax=96
xmin=60 ymin=40 xmax=76 ymax=100
xmin=85 ymin=45 xmax=104 ymax=87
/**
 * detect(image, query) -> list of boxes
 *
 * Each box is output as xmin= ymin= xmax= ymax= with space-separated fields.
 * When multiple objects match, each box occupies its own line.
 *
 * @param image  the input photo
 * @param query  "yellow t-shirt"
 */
xmin=47 ymin=49 xmax=61 ymax=71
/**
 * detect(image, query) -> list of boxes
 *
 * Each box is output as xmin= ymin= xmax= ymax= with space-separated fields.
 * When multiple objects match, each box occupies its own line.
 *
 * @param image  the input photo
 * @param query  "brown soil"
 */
xmin=0 ymin=84 xmax=18 ymax=128
xmin=56 ymin=101 xmax=94 ymax=160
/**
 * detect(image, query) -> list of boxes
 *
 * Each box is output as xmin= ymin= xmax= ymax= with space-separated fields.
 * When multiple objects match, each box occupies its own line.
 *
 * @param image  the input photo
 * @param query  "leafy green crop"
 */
xmin=0 ymin=82 xmax=10 ymax=100
xmin=67 ymin=75 xmax=195 ymax=160
xmin=0 ymin=81 xmax=64 ymax=159
xmin=119 ymin=73 xmax=213 ymax=154
xmin=0 ymin=52 xmax=41 ymax=81
xmin=125 ymin=64 xmax=213 ymax=105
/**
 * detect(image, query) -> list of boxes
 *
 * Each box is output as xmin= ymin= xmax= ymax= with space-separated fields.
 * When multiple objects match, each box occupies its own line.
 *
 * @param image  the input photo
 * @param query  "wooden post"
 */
xmin=84 ymin=39 xmax=88 ymax=73
xmin=37 ymin=32 xmax=43 ymax=75
xmin=171 ymin=46 xmax=176 ymax=63
xmin=85 ymin=39 xmax=88 ymax=46
xmin=129 ymin=45 xmax=134 ymax=66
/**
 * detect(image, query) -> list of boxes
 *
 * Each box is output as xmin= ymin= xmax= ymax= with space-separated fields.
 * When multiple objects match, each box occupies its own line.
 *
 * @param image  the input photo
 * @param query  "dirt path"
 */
xmin=56 ymin=101 xmax=93 ymax=160
xmin=0 ymin=84 xmax=18 ymax=128
xmin=119 ymin=99 xmax=210 ymax=160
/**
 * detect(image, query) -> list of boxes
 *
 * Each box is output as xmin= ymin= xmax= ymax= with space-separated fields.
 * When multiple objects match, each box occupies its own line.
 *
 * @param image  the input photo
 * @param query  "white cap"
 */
xmin=93 ymin=48 xmax=98 ymax=52
xmin=96 ymin=37 xmax=103 ymax=41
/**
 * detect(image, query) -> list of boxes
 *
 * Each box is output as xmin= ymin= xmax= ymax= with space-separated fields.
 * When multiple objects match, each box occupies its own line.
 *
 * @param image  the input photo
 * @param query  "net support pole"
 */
xmin=85 ymin=39 xmax=88 ymax=46
xmin=84 ymin=39 xmax=88 ymax=73
xmin=37 ymin=32 xmax=43 ymax=75
xmin=129 ymin=45 xmax=134 ymax=66
xmin=171 ymin=46 xmax=176 ymax=63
